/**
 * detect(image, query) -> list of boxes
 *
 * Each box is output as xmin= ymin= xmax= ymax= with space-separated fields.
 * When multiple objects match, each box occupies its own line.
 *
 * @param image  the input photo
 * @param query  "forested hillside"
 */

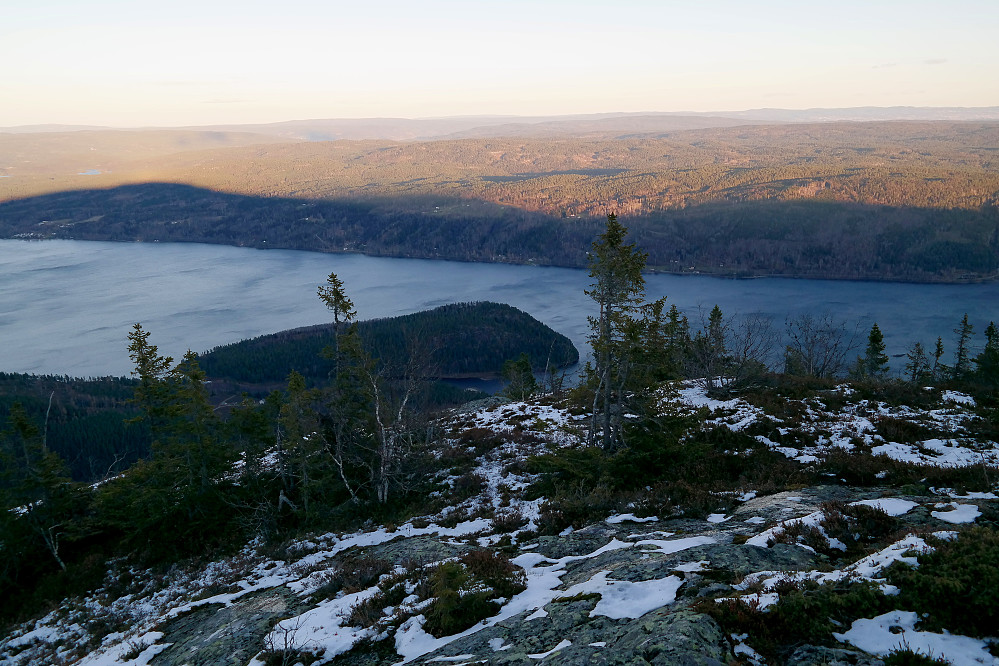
xmin=2 ymin=121 xmax=998 ymax=281
xmin=0 ymin=373 xmax=148 ymax=482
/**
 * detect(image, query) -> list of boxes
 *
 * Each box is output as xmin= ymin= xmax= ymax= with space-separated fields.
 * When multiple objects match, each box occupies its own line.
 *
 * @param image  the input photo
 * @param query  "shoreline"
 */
xmin=4 ymin=235 xmax=997 ymax=286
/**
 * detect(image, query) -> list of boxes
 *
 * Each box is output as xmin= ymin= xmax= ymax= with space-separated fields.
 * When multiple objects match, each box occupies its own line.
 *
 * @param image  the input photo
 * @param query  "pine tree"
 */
xmin=952 ymin=314 xmax=975 ymax=380
xmin=932 ymin=336 xmax=946 ymax=381
xmin=585 ymin=214 xmax=647 ymax=450
xmin=690 ymin=305 xmax=729 ymax=388
xmin=126 ymin=323 xmax=174 ymax=437
xmin=501 ymin=353 xmax=537 ymax=401
xmin=856 ymin=323 xmax=889 ymax=378
xmin=974 ymin=321 xmax=999 ymax=390
xmin=904 ymin=341 xmax=931 ymax=383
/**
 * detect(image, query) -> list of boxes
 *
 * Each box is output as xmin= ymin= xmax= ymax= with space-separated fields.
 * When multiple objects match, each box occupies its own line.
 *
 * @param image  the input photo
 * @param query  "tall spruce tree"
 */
xmin=932 ymin=336 xmax=946 ymax=381
xmin=318 ymin=272 xmax=358 ymax=377
xmin=316 ymin=274 xmax=428 ymax=504
xmin=974 ymin=321 xmax=999 ymax=391
xmin=953 ymin=314 xmax=975 ymax=380
xmin=585 ymin=214 xmax=647 ymax=450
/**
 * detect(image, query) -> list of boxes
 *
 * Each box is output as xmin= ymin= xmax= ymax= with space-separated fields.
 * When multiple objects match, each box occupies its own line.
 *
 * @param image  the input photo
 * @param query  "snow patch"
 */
xmin=849 ymin=498 xmax=918 ymax=516
xmin=527 ymin=639 xmax=571 ymax=659
xmin=561 ymin=570 xmax=685 ymax=619
xmin=606 ymin=513 xmax=658 ymax=524
xmin=835 ymin=610 xmax=999 ymax=665
xmin=931 ymin=502 xmax=981 ymax=524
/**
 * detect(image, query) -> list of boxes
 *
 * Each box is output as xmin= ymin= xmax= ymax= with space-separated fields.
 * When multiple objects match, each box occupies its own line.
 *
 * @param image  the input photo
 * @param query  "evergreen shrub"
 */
xmin=883 ymin=648 xmax=952 ymax=666
xmin=700 ymin=580 xmax=891 ymax=661
xmin=886 ymin=526 xmax=999 ymax=638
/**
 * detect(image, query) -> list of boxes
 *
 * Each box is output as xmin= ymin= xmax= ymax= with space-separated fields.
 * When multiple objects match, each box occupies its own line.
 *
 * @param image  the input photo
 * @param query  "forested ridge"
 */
xmin=2 ymin=120 xmax=998 ymax=282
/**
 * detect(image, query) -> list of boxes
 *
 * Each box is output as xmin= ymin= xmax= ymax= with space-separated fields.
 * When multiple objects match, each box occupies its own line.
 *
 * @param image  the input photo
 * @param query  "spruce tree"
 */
xmin=502 ymin=353 xmax=537 ymax=401
xmin=690 ymin=305 xmax=729 ymax=388
xmin=859 ymin=323 xmax=889 ymax=377
xmin=904 ymin=342 xmax=931 ymax=383
xmin=974 ymin=321 xmax=999 ymax=390
xmin=953 ymin=314 xmax=975 ymax=380
xmin=126 ymin=323 xmax=175 ymax=438
xmin=585 ymin=214 xmax=647 ymax=450
xmin=105 ymin=327 xmax=233 ymax=556
xmin=318 ymin=272 xmax=358 ymax=378
xmin=629 ymin=297 xmax=687 ymax=387
xmin=665 ymin=303 xmax=691 ymax=376
xmin=932 ymin=336 xmax=946 ymax=381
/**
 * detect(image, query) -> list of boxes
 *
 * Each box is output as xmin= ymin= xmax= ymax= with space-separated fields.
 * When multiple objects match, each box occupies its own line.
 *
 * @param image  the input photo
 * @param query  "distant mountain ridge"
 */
xmin=5 ymin=106 xmax=999 ymax=141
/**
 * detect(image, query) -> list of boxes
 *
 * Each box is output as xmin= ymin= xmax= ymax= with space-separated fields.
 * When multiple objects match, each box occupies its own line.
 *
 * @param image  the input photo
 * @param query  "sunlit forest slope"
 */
xmin=2 ymin=120 xmax=998 ymax=281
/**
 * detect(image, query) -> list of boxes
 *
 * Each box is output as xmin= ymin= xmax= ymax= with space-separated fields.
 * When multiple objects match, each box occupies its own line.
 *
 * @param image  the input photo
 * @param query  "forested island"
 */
xmin=2 ymin=118 xmax=998 ymax=282
xmin=199 ymin=301 xmax=578 ymax=387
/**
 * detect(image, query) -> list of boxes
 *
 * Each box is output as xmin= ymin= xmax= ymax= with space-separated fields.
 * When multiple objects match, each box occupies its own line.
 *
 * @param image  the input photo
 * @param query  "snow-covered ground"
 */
xmin=3 ymin=390 xmax=997 ymax=666
xmin=674 ymin=382 xmax=999 ymax=468
xmin=836 ymin=611 xmax=999 ymax=665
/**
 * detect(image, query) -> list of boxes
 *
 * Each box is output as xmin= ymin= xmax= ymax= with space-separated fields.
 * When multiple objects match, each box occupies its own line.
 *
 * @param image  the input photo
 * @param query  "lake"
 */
xmin=1 ymin=239 xmax=997 ymax=378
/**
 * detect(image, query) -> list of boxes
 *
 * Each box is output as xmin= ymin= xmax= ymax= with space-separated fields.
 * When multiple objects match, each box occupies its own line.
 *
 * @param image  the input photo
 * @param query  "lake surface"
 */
xmin=2 ymin=239 xmax=997 ymax=378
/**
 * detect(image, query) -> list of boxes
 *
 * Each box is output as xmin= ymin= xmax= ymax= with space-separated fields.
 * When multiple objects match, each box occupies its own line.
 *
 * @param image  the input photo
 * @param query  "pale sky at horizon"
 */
xmin=2 ymin=0 xmax=998 ymax=128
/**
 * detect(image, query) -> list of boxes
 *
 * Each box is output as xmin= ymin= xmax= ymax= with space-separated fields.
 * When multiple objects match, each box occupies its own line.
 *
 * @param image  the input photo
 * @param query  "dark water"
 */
xmin=1 ymin=239 xmax=997 ymax=378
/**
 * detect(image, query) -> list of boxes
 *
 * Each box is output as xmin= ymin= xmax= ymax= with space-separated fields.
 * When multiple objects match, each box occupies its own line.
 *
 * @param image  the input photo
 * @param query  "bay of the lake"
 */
xmin=1 ymin=239 xmax=997 ymax=378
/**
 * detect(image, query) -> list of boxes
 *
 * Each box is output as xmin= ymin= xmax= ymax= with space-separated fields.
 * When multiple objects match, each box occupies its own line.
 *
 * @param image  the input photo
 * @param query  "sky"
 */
xmin=2 ymin=0 xmax=998 ymax=128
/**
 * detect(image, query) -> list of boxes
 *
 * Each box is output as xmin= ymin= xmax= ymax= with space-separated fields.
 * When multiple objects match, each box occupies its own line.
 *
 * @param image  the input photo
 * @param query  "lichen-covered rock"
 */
xmin=407 ymin=598 xmax=729 ymax=666
xmin=533 ymin=524 xmax=622 ymax=559
xmin=150 ymin=588 xmax=301 ymax=666
xmin=611 ymin=607 xmax=728 ymax=666
xmin=364 ymin=533 xmax=469 ymax=564
xmin=11 ymin=482 xmax=983 ymax=666
xmin=681 ymin=542 xmax=816 ymax=576
xmin=785 ymin=644 xmax=885 ymax=666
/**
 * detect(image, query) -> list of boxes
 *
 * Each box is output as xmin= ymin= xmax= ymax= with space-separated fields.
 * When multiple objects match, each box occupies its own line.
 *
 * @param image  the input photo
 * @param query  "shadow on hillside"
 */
xmin=1 ymin=182 xmax=996 ymax=281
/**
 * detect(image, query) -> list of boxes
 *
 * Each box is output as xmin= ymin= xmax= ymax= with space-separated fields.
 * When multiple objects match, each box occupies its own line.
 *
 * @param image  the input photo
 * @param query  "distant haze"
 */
xmin=5 ymin=108 xmax=999 ymax=142
xmin=3 ymin=0 xmax=998 ymax=127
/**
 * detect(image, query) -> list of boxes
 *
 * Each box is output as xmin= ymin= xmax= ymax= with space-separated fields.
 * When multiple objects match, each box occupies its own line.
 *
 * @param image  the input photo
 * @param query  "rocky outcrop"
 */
xmin=146 ymin=485 xmax=929 ymax=665
xmin=151 ymin=588 xmax=304 ymax=666
xmin=4 ymin=483 xmax=992 ymax=666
